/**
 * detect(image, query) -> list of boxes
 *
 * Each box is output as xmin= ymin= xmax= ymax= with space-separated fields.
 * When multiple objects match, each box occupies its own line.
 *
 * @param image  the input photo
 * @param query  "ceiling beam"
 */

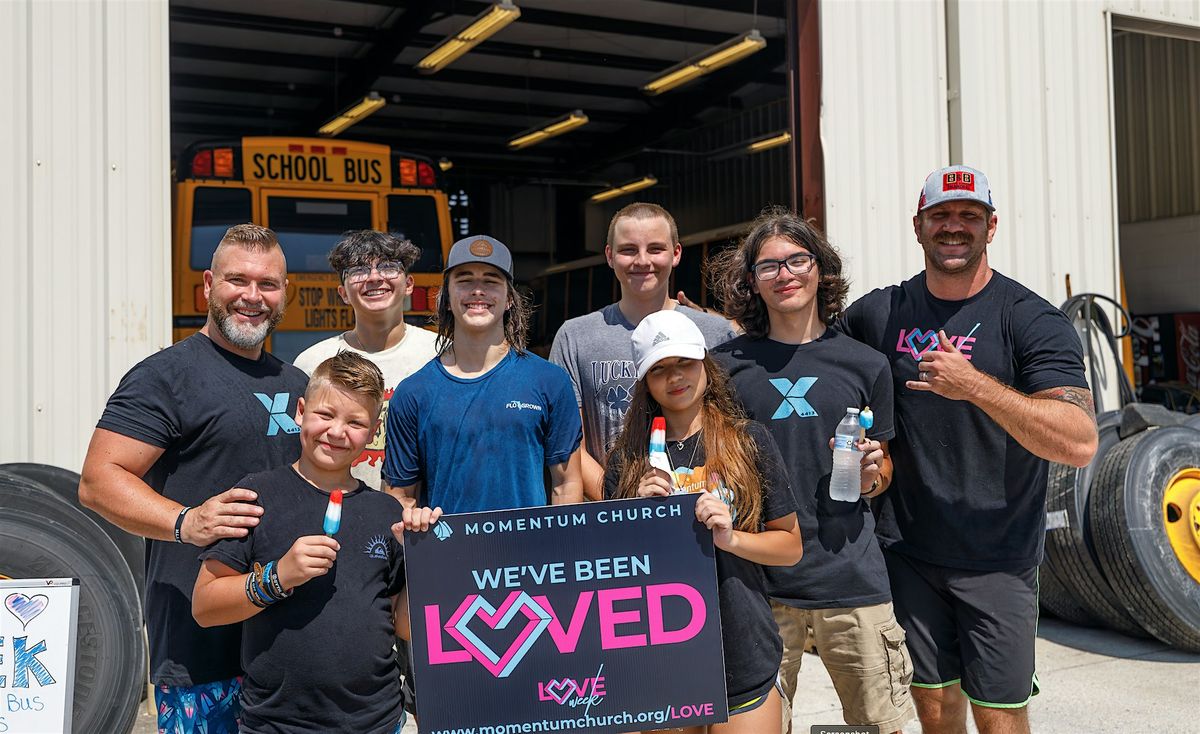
xmin=301 ymin=0 xmax=442 ymax=131
xmin=170 ymin=6 xmax=378 ymax=42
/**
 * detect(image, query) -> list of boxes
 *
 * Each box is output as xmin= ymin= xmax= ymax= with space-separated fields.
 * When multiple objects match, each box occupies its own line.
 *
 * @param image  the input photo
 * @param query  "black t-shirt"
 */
xmin=96 ymin=333 xmax=308 ymax=686
xmin=713 ymin=330 xmax=896 ymax=608
xmin=200 ymin=467 xmax=405 ymax=734
xmin=838 ymin=271 xmax=1089 ymax=571
xmin=602 ymin=421 xmax=796 ymax=701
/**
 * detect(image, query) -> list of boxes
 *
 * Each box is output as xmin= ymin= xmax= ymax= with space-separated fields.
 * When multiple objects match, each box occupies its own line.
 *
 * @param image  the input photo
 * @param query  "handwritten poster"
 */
xmin=404 ymin=495 xmax=727 ymax=734
xmin=0 ymin=579 xmax=79 ymax=734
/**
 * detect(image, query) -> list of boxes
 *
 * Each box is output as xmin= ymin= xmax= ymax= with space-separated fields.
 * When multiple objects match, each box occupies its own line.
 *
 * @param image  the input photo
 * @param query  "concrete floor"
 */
xmin=131 ymin=617 xmax=1199 ymax=733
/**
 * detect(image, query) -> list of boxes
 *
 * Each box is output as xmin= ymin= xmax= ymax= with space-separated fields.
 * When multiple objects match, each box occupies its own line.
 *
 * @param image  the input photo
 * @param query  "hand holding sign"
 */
xmin=695 ymin=492 xmax=735 ymax=550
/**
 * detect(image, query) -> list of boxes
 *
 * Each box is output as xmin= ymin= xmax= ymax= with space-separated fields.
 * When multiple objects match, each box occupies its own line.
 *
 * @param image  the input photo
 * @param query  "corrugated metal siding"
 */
xmin=819 ymin=0 xmax=949 ymax=301
xmin=1113 ymin=32 xmax=1200 ymax=222
xmin=954 ymin=0 xmax=1119 ymax=308
xmin=1 ymin=0 xmax=170 ymax=472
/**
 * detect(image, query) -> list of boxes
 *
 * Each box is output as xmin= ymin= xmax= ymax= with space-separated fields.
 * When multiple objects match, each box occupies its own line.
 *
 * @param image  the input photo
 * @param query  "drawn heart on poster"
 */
xmin=5 ymin=592 xmax=50 ymax=629
xmin=544 ymin=678 xmax=575 ymax=705
xmin=445 ymin=591 xmax=552 ymax=679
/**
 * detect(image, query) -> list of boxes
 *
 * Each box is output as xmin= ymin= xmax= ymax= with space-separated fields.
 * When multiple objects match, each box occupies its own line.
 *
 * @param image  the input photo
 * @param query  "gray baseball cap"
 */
xmin=444 ymin=235 xmax=514 ymax=279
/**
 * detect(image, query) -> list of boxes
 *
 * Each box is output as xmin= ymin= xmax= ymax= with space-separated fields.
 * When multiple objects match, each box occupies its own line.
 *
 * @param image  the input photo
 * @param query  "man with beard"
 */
xmin=81 ymin=223 xmax=308 ymax=734
xmin=837 ymin=166 xmax=1098 ymax=734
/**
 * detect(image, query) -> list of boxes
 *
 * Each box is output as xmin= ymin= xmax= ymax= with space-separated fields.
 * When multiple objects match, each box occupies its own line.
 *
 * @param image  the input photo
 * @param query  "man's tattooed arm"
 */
xmin=1034 ymin=386 xmax=1097 ymax=423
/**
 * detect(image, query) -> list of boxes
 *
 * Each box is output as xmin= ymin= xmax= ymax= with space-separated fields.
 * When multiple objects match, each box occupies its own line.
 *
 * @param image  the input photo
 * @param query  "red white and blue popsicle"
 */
xmin=323 ymin=489 xmax=343 ymax=536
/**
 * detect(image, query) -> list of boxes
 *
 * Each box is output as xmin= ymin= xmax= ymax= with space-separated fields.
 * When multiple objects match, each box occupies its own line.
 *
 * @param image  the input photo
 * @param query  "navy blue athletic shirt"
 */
xmin=201 ymin=467 xmax=405 ymax=734
xmin=838 ymin=271 xmax=1089 ymax=571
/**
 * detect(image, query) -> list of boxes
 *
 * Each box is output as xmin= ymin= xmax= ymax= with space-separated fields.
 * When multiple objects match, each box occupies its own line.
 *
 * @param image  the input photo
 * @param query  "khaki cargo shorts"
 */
xmin=772 ymin=600 xmax=915 ymax=733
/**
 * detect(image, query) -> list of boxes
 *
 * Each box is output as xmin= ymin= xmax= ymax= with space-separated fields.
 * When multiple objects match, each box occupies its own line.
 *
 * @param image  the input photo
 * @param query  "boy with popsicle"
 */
xmin=192 ymin=351 xmax=407 ymax=734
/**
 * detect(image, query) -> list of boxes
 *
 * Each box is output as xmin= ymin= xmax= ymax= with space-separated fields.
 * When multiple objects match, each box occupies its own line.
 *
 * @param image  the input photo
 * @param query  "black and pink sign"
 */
xmin=404 ymin=494 xmax=727 ymax=734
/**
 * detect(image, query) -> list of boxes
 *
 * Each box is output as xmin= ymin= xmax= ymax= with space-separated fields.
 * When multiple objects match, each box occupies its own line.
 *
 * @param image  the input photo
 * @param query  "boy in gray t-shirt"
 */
xmin=550 ymin=203 xmax=735 ymax=499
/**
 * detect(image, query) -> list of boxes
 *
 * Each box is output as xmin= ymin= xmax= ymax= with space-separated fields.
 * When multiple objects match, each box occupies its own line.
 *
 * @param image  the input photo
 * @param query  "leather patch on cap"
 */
xmin=469 ymin=239 xmax=494 ymax=257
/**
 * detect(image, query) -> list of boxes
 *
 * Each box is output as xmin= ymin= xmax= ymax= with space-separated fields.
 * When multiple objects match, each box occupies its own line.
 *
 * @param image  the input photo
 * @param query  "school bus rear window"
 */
xmin=267 ymin=196 xmax=373 ymax=272
xmin=189 ymin=187 xmax=252 ymax=270
xmin=387 ymin=195 xmax=443 ymax=272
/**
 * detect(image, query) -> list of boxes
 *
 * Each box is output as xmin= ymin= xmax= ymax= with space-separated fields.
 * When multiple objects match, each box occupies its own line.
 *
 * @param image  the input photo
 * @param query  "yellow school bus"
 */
xmin=172 ymin=136 xmax=453 ymax=361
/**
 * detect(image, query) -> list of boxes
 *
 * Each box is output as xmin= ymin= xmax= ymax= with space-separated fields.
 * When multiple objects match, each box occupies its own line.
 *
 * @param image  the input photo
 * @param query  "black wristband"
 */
xmin=174 ymin=506 xmax=192 ymax=544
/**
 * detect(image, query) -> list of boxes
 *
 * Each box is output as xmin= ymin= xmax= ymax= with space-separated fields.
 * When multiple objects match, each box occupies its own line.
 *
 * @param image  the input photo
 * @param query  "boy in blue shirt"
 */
xmin=382 ymin=235 xmax=583 ymax=527
xmin=193 ymin=352 xmax=407 ymax=734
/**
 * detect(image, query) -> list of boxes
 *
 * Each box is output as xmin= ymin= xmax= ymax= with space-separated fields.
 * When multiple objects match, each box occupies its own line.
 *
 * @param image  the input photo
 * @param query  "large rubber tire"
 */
xmin=0 ymin=463 xmax=145 ymax=606
xmin=1037 ymin=563 xmax=1101 ymax=627
xmin=1041 ymin=416 xmax=1146 ymax=637
xmin=1186 ymin=413 xmax=1200 ymax=431
xmin=1089 ymin=428 xmax=1200 ymax=651
xmin=0 ymin=474 xmax=144 ymax=734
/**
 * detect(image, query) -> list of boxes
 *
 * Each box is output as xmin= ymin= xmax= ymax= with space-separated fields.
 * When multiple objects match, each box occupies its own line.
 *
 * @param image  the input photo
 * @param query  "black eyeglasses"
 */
xmin=751 ymin=253 xmax=816 ymax=281
xmin=343 ymin=261 xmax=404 ymax=284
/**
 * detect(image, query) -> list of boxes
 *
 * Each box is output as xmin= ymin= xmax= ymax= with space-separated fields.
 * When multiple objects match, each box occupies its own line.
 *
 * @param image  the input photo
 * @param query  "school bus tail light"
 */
xmin=418 ymin=161 xmax=436 ymax=187
xmin=399 ymin=158 xmax=418 ymax=186
xmin=213 ymin=148 xmax=235 ymax=177
xmin=189 ymin=147 xmax=236 ymax=179
xmin=191 ymin=150 xmax=213 ymax=178
xmin=409 ymin=286 xmax=428 ymax=312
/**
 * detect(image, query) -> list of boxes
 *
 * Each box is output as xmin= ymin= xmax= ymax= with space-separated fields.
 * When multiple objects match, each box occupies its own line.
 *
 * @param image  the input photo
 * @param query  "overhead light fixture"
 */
xmin=643 ymin=30 xmax=766 ymax=96
xmin=318 ymin=92 xmax=385 ymax=137
xmin=508 ymin=110 xmax=589 ymax=150
xmin=416 ymin=1 xmax=521 ymax=74
xmin=590 ymin=176 xmax=658 ymax=203
xmin=710 ymin=130 xmax=792 ymax=160
xmin=438 ymin=157 xmax=454 ymax=172
xmin=746 ymin=131 xmax=791 ymax=153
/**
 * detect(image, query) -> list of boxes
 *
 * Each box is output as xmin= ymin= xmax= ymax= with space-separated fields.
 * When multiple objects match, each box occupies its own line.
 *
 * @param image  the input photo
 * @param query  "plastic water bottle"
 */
xmin=829 ymin=408 xmax=862 ymax=502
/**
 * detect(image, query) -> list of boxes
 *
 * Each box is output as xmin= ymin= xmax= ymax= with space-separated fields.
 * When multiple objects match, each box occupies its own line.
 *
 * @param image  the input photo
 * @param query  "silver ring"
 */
xmin=919 ymin=371 xmax=928 ymax=381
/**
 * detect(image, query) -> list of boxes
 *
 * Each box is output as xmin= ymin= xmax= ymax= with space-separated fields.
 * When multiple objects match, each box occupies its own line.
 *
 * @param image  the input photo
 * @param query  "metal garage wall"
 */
xmin=819 ymin=0 xmax=949 ymax=300
xmin=1113 ymin=31 xmax=1200 ymax=223
xmin=953 ymin=0 xmax=1119 ymax=308
xmin=0 ymin=0 xmax=171 ymax=472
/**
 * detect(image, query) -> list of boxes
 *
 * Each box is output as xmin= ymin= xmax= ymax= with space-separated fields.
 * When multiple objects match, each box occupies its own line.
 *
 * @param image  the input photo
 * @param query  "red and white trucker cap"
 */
xmin=916 ymin=165 xmax=996 ymax=213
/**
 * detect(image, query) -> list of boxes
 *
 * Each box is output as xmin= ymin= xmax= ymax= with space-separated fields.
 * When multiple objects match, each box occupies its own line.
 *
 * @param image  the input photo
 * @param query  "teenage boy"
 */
xmin=383 ymin=234 xmax=583 ymax=530
xmin=839 ymin=166 xmax=1097 ymax=734
xmin=294 ymin=230 xmax=438 ymax=489
xmin=551 ymin=202 xmax=735 ymax=499
xmin=193 ymin=352 xmax=406 ymax=734
xmin=80 ymin=224 xmax=307 ymax=733
xmin=710 ymin=209 xmax=915 ymax=734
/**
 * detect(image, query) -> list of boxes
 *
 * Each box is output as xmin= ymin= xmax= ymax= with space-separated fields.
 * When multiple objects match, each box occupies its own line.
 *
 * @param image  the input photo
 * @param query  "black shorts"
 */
xmin=883 ymin=549 xmax=1039 ymax=707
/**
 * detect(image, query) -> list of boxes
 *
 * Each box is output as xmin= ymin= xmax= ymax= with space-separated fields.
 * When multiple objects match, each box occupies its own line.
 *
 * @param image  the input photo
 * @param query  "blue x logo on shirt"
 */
xmin=769 ymin=377 xmax=818 ymax=419
xmin=254 ymin=392 xmax=300 ymax=436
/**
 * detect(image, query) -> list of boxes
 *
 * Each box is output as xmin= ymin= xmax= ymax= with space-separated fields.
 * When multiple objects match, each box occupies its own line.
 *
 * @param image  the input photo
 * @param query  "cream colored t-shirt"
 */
xmin=293 ymin=326 xmax=439 ymax=489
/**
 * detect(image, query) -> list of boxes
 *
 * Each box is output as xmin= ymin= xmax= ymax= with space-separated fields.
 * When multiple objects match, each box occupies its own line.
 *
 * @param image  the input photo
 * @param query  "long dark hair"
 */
xmin=709 ymin=206 xmax=849 ymax=338
xmin=434 ymin=275 xmax=532 ymax=356
xmin=608 ymin=355 xmax=764 ymax=532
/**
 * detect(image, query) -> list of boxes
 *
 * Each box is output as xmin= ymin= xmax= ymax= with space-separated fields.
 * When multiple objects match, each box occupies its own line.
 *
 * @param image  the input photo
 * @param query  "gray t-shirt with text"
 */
xmin=550 ymin=303 xmax=736 ymax=463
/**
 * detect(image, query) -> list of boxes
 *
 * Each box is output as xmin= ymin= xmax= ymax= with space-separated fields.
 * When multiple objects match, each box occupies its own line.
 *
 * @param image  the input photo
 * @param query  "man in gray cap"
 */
xmin=382 ymin=234 xmax=583 ymax=531
xmin=838 ymin=166 xmax=1097 ymax=734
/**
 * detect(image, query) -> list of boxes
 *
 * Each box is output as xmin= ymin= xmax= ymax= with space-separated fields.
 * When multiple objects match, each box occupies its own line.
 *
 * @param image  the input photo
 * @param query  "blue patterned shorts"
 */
xmin=156 ymin=676 xmax=242 ymax=734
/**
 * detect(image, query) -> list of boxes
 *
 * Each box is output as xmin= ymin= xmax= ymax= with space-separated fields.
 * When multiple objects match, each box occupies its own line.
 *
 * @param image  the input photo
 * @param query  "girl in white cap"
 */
xmin=604 ymin=309 xmax=803 ymax=734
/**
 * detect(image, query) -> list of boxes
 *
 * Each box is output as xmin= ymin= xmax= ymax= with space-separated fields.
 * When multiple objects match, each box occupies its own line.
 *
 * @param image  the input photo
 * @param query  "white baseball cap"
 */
xmin=917 ymin=165 xmax=996 ymax=213
xmin=631 ymin=310 xmax=707 ymax=380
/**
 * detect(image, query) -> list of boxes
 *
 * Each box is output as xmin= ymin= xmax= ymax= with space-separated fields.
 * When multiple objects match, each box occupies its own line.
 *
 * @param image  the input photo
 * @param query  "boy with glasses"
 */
xmin=710 ymin=209 xmax=915 ymax=734
xmin=294 ymin=230 xmax=438 ymax=490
